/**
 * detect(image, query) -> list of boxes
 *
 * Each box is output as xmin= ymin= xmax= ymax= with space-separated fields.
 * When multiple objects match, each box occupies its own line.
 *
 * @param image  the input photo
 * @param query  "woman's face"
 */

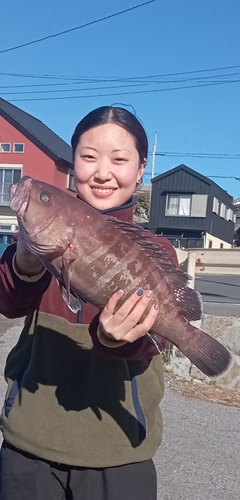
xmin=74 ymin=123 xmax=146 ymax=211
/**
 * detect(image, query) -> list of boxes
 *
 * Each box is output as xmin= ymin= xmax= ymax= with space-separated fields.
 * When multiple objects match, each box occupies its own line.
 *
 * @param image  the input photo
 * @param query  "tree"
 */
xmin=134 ymin=191 xmax=150 ymax=221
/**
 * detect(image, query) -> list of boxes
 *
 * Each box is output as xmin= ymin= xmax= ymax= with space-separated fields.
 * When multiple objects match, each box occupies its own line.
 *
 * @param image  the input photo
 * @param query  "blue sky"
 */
xmin=1 ymin=0 xmax=240 ymax=199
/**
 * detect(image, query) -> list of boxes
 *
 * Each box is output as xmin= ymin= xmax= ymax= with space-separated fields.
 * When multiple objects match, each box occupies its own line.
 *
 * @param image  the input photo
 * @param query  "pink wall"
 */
xmin=0 ymin=116 xmax=74 ymax=195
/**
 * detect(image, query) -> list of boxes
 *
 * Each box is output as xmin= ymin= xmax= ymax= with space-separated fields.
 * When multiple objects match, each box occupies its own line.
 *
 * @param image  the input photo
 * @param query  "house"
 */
xmin=0 ymin=98 xmax=74 ymax=254
xmin=233 ymin=198 xmax=240 ymax=246
xmin=233 ymin=198 xmax=240 ymax=231
xmin=149 ymin=164 xmax=236 ymax=249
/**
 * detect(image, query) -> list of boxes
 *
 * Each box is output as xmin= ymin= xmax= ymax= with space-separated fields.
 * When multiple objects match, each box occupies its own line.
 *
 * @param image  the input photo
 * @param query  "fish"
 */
xmin=9 ymin=176 xmax=233 ymax=378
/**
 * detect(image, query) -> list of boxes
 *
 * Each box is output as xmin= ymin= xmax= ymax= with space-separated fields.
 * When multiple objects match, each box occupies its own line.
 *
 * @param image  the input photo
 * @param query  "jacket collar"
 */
xmin=76 ymin=195 xmax=134 ymax=223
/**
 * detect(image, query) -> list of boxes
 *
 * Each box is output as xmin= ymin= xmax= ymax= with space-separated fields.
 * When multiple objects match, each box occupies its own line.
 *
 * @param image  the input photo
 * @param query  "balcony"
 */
xmin=0 ymin=183 xmax=11 ymax=205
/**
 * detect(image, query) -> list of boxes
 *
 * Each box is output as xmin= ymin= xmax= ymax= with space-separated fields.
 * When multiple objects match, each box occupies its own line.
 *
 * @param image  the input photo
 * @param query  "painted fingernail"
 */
xmin=154 ymin=303 xmax=159 ymax=310
xmin=117 ymin=289 xmax=124 ymax=295
xmin=137 ymin=289 xmax=144 ymax=296
xmin=146 ymin=290 xmax=153 ymax=298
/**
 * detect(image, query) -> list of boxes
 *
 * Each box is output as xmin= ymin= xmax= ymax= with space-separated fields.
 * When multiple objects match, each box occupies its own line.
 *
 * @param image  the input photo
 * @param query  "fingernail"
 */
xmin=146 ymin=290 xmax=153 ymax=298
xmin=137 ymin=289 xmax=144 ymax=296
xmin=154 ymin=303 xmax=159 ymax=310
xmin=117 ymin=289 xmax=124 ymax=295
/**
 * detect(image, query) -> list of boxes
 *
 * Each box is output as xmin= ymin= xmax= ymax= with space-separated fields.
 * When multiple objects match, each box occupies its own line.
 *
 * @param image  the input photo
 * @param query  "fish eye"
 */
xmin=40 ymin=192 xmax=50 ymax=203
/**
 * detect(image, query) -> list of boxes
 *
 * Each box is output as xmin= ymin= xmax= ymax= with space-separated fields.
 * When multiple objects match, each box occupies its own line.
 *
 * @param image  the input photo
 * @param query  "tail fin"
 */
xmin=175 ymin=323 xmax=233 ymax=378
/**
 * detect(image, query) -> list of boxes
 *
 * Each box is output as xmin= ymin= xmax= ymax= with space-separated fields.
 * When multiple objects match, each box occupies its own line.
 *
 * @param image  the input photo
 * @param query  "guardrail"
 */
xmin=176 ymin=248 xmax=240 ymax=287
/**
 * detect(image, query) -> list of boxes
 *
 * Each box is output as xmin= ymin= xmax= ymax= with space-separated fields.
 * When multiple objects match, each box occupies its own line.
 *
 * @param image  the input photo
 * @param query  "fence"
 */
xmin=176 ymin=248 xmax=240 ymax=288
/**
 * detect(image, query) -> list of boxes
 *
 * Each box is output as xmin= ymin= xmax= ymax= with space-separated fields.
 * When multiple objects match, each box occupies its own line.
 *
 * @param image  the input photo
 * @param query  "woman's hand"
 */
xmin=99 ymin=289 xmax=159 ymax=343
xmin=15 ymin=233 xmax=45 ymax=277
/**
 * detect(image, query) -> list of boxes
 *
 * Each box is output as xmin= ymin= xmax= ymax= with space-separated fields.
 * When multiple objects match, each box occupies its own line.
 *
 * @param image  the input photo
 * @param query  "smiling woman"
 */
xmin=74 ymin=123 xmax=145 ymax=210
xmin=71 ymin=106 xmax=147 ymax=211
xmin=0 ymin=105 xmax=178 ymax=500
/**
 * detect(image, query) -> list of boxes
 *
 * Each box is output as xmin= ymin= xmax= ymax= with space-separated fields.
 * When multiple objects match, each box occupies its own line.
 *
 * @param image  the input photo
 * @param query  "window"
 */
xmin=67 ymin=170 xmax=76 ymax=191
xmin=0 ymin=234 xmax=13 ymax=245
xmin=213 ymin=197 xmax=233 ymax=220
xmin=0 ymin=168 xmax=21 ymax=203
xmin=208 ymin=240 xmax=212 ymax=248
xmin=166 ymin=194 xmax=191 ymax=216
xmin=13 ymin=143 xmax=24 ymax=153
xmin=217 ymin=201 xmax=222 ymax=216
xmin=0 ymin=143 xmax=11 ymax=153
xmin=225 ymin=207 xmax=230 ymax=220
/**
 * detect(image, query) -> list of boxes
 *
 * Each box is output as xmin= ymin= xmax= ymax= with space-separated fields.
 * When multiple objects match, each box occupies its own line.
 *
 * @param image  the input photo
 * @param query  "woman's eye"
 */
xmin=82 ymin=154 xmax=95 ymax=160
xmin=115 ymin=157 xmax=127 ymax=162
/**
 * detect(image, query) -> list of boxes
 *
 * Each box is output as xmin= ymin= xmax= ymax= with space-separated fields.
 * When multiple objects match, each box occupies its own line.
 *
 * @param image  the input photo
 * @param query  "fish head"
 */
xmin=9 ymin=176 xmax=75 ymax=258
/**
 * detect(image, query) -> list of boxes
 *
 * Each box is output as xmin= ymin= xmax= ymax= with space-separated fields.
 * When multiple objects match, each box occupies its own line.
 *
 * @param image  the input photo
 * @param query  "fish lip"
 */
xmin=10 ymin=189 xmax=30 ymax=219
xmin=9 ymin=177 xmax=33 ymax=218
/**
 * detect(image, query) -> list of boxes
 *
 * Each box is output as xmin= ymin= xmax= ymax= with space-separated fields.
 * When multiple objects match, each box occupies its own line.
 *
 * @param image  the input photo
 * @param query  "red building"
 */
xmin=0 ymin=98 xmax=74 ymax=254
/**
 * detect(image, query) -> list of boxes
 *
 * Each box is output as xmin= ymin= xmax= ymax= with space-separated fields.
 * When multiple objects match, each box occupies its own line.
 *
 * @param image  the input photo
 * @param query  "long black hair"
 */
xmin=71 ymin=106 xmax=148 ymax=163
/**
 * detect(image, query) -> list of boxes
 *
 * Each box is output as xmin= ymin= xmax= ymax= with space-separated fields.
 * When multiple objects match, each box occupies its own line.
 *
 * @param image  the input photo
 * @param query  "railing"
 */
xmin=176 ymin=248 xmax=240 ymax=286
xmin=0 ymin=183 xmax=11 ymax=205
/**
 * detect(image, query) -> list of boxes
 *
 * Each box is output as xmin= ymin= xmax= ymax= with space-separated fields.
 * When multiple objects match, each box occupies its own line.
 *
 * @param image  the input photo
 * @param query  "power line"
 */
xmin=1 ymin=65 xmax=240 ymax=83
xmin=1 ymin=71 xmax=240 ymax=94
xmin=0 ymin=0 xmax=156 ymax=54
xmin=155 ymin=152 xmax=240 ymax=159
xmin=7 ymin=77 xmax=240 ymax=102
xmin=208 ymin=176 xmax=240 ymax=181
xmin=0 ymin=82 xmax=150 ymax=95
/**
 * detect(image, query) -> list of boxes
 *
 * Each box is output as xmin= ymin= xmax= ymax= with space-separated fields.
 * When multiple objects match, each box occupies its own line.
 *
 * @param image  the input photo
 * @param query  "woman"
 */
xmin=0 ymin=106 xmax=177 ymax=499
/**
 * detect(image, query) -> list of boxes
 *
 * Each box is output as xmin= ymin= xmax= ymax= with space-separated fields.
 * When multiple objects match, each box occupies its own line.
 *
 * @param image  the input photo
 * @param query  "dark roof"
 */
xmin=152 ymin=163 xmax=235 ymax=205
xmin=0 ymin=98 xmax=72 ymax=166
xmin=151 ymin=164 xmax=212 ymax=186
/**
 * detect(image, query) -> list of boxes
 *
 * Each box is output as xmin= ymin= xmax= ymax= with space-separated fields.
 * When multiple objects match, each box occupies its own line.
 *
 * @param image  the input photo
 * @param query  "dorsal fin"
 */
xmin=105 ymin=215 xmax=202 ymax=321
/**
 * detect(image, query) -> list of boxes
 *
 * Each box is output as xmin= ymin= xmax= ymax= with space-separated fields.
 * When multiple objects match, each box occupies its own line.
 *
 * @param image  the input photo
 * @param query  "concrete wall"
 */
xmin=176 ymin=248 xmax=240 ymax=277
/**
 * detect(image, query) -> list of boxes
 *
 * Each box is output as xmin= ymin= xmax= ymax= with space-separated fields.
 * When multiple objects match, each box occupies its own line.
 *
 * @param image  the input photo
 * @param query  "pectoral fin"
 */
xmin=61 ymin=246 xmax=78 ymax=302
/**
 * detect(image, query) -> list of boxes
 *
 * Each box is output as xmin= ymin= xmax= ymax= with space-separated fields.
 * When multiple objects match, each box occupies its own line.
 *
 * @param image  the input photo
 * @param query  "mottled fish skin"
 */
xmin=9 ymin=176 xmax=233 ymax=378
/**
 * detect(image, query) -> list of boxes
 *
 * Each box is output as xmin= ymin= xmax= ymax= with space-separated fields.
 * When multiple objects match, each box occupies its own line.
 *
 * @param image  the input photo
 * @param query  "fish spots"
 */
xmin=133 ymin=260 xmax=143 ymax=274
xmin=102 ymin=254 xmax=118 ymax=266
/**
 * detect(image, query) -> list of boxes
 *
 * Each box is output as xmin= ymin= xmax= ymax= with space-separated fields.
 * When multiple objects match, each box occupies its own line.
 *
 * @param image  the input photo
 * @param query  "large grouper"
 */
xmin=9 ymin=176 xmax=233 ymax=378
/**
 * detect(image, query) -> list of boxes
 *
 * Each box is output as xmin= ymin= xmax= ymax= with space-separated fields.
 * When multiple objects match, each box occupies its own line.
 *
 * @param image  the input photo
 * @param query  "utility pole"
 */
xmin=149 ymin=132 xmax=158 ymax=212
xmin=151 ymin=132 xmax=158 ymax=179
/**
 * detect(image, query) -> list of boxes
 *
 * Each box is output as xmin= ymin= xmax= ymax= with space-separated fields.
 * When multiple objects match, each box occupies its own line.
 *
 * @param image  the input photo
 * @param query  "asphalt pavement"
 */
xmin=156 ymin=385 xmax=240 ymax=500
xmin=195 ymin=274 xmax=240 ymax=316
xmin=1 ymin=317 xmax=240 ymax=499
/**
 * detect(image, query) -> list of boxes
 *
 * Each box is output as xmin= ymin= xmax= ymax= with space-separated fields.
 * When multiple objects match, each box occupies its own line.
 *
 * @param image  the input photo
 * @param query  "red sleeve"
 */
xmin=89 ymin=235 xmax=178 ymax=360
xmin=0 ymin=243 xmax=52 ymax=319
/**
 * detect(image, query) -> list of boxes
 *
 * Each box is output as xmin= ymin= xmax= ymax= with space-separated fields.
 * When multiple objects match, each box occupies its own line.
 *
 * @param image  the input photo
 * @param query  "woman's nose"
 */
xmin=94 ymin=160 xmax=112 ymax=181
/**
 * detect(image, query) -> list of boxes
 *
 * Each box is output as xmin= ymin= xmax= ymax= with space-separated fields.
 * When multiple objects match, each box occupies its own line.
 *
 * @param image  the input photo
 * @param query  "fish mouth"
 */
xmin=10 ymin=176 xmax=58 ymax=245
xmin=9 ymin=177 xmax=32 ymax=219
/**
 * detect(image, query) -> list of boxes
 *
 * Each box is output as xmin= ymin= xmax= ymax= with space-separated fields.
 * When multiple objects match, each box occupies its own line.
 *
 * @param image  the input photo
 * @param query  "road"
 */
xmin=1 ymin=319 xmax=240 ymax=499
xmin=156 ymin=384 xmax=240 ymax=500
xmin=195 ymin=274 xmax=240 ymax=316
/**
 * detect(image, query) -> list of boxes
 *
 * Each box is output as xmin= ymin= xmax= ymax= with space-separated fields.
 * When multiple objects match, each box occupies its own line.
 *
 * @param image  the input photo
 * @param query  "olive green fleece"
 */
xmin=1 ymin=311 xmax=164 ymax=467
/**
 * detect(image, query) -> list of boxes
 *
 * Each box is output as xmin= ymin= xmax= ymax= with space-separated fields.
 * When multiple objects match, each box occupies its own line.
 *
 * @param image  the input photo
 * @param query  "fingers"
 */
xmin=100 ymin=289 xmax=124 ymax=321
xmin=125 ymin=303 xmax=159 ymax=343
xmin=99 ymin=289 xmax=159 ymax=343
